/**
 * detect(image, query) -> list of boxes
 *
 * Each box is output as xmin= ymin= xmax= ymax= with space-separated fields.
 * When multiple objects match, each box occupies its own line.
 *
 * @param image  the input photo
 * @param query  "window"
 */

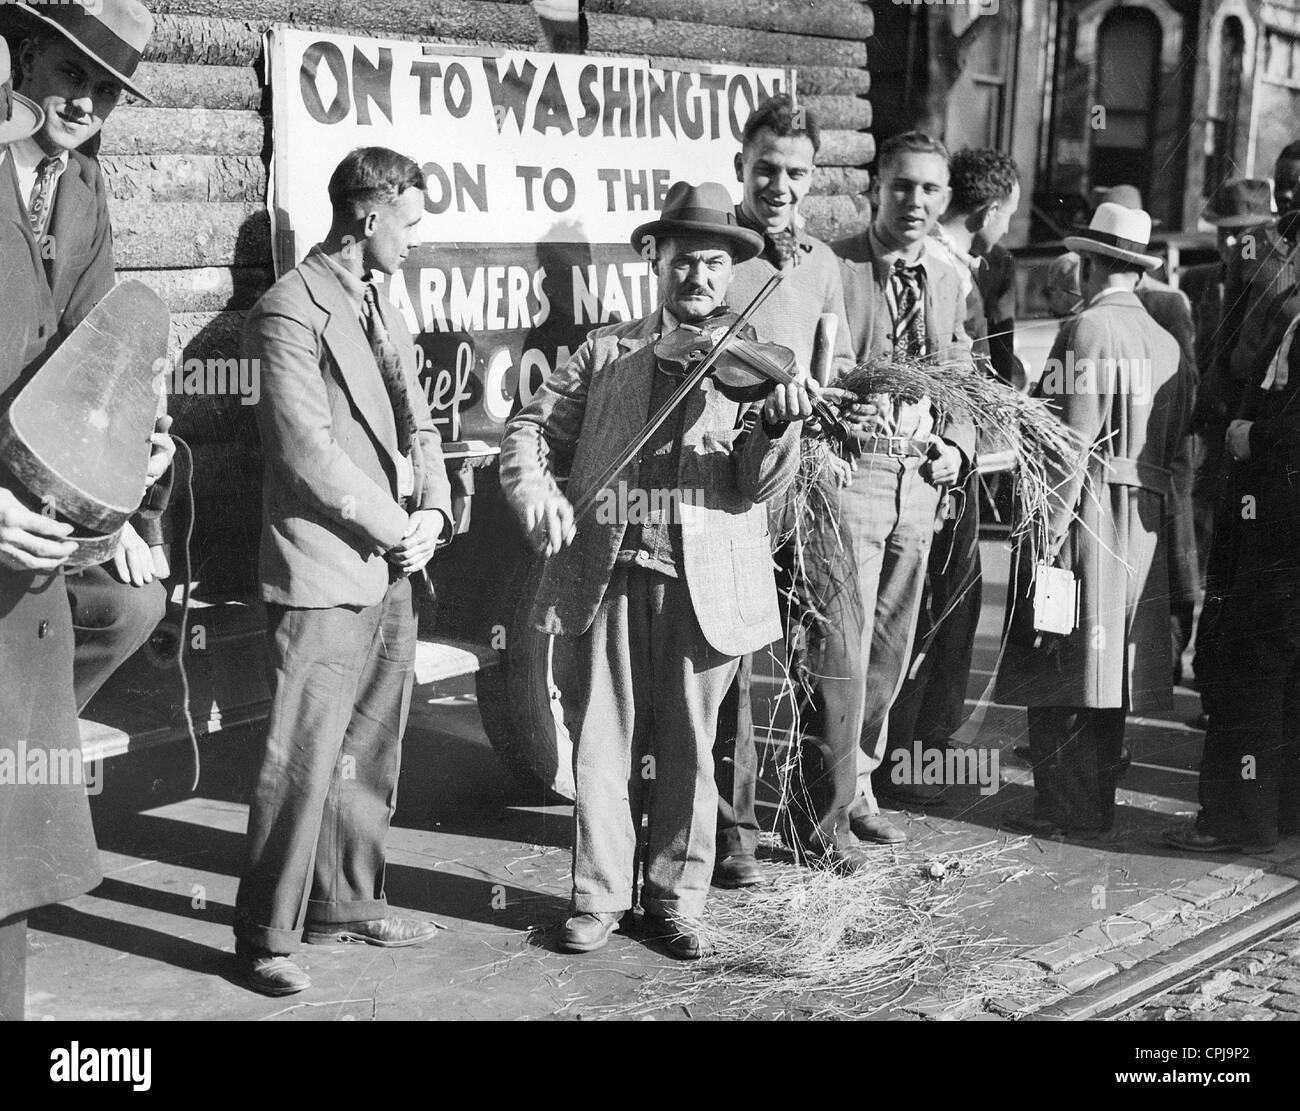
xmin=1205 ymin=17 xmax=1246 ymax=195
xmin=1090 ymin=7 xmax=1161 ymax=198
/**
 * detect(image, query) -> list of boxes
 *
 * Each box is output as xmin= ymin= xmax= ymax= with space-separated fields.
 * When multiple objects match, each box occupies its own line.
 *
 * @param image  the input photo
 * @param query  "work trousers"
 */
xmin=1025 ymin=706 xmax=1127 ymax=832
xmin=234 ymin=577 xmax=416 ymax=954
xmin=1195 ymin=567 xmax=1300 ymax=847
xmin=886 ymin=471 xmax=982 ymax=768
xmin=66 ymin=562 xmax=167 ymax=711
xmin=713 ymin=651 xmax=759 ymax=858
xmin=795 ymin=456 xmax=938 ymax=846
xmin=570 ymin=566 xmax=738 ymax=920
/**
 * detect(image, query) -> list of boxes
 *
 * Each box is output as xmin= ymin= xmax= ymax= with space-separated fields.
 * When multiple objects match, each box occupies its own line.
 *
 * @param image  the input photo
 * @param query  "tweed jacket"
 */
xmin=244 ymin=247 xmax=453 ymax=609
xmin=498 ymin=310 xmax=802 ymax=657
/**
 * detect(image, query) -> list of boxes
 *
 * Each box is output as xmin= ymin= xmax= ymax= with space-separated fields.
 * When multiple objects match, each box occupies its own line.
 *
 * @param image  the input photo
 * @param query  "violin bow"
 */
xmin=567 ymin=269 xmax=787 ymax=527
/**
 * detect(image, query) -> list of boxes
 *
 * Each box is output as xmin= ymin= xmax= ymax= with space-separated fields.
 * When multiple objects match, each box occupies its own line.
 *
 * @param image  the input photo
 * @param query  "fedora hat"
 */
xmin=1201 ymin=178 xmax=1276 ymax=228
xmin=0 ymin=37 xmax=43 ymax=145
xmin=631 ymin=181 xmax=763 ymax=262
xmin=1063 ymin=201 xmax=1162 ymax=270
xmin=3 ymin=1 xmax=154 ymax=104
xmin=1093 ymin=183 xmax=1163 ymax=228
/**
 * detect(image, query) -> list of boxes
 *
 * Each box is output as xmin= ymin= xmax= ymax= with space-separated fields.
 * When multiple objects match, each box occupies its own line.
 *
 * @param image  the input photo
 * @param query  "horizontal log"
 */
xmin=587 ymin=16 xmax=867 ymax=69
xmin=113 ymin=203 xmax=271 ymax=269
xmin=586 ymin=1 xmax=873 ymax=41
xmin=101 ymin=155 xmax=267 ymax=203
xmin=816 ymin=129 xmax=876 ymax=168
xmin=132 ymin=63 xmax=263 ymax=110
xmin=810 ymin=167 xmax=871 ymax=196
xmin=102 ymin=107 xmax=265 ymax=157
xmin=151 ymin=1 xmax=539 ymax=37
xmin=127 ymin=267 xmax=273 ymax=313
xmin=802 ymin=95 xmax=872 ymax=132
xmin=800 ymin=193 xmax=871 ymax=244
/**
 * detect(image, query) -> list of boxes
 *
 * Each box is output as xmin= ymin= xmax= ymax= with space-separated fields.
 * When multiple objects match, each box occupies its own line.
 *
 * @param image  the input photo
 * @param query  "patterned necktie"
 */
xmin=362 ymin=282 xmax=416 ymax=455
xmin=890 ymin=259 xmax=927 ymax=357
xmin=27 ymin=156 xmax=60 ymax=239
xmin=765 ymin=227 xmax=800 ymax=269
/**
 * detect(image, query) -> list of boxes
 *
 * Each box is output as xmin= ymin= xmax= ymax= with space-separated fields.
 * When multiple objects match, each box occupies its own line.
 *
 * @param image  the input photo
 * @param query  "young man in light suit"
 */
xmin=499 ymin=182 xmax=815 ymax=959
xmin=2 ymin=0 xmax=173 ymax=710
xmin=823 ymin=131 xmax=976 ymax=847
xmin=233 ymin=148 xmax=453 ymax=995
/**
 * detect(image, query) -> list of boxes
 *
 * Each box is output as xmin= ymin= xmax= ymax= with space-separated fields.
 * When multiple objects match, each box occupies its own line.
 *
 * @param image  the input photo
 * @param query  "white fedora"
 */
xmin=1063 ymin=201 xmax=1161 ymax=270
xmin=0 ymin=37 xmax=43 ymax=146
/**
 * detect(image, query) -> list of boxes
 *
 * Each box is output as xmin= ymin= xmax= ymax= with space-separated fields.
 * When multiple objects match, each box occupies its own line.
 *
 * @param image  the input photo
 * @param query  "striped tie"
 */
xmin=889 ymin=259 xmax=926 ymax=357
xmin=27 ymin=155 xmax=60 ymax=240
xmin=362 ymin=282 xmax=417 ymax=455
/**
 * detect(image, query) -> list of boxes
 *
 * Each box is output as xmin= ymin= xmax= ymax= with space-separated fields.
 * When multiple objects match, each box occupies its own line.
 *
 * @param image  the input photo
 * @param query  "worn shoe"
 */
xmin=848 ymin=812 xmax=908 ymax=845
xmin=303 ymin=916 xmax=440 ymax=947
xmin=806 ymin=843 xmax=873 ymax=874
xmin=711 ymin=854 xmax=765 ymax=888
xmin=643 ymin=915 xmax=714 ymax=960
xmin=235 ymin=948 xmax=311 ymax=996
xmin=1161 ymin=824 xmax=1244 ymax=854
xmin=559 ymin=911 xmax=623 ymax=953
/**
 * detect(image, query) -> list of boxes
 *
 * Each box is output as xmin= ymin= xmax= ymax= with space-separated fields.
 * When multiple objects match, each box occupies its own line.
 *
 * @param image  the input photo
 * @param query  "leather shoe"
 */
xmin=848 ymin=812 xmax=907 ymax=844
xmin=711 ymin=854 xmax=765 ymax=888
xmin=235 ymin=947 xmax=311 ymax=996
xmin=643 ymin=915 xmax=714 ymax=960
xmin=559 ymin=911 xmax=623 ymax=953
xmin=1161 ymin=824 xmax=1245 ymax=854
xmin=807 ymin=843 xmax=873 ymax=874
xmin=304 ymin=916 xmax=440 ymax=947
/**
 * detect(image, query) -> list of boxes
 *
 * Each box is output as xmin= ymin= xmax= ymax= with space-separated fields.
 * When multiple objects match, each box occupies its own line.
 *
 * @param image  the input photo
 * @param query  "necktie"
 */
xmin=890 ymin=259 xmax=927 ymax=357
xmin=362 ymin=282 xmax=417 ymax=455
xmin=27 ymin=156 xmax=60 ymax=240
xmin=765 ymin=227 xmax=800 ymax=269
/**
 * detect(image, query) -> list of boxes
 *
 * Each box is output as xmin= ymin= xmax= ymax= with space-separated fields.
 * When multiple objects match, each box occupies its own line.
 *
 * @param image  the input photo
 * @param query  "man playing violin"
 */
xmin=499 ymin=181 xmax=816 ymax=958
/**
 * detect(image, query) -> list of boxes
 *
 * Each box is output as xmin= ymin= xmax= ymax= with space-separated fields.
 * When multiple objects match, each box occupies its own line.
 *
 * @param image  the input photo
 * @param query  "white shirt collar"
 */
xmin=10 ymin=135 xmax=68 ymax=176
xmin=1087 ymin=285 xmax=1133 ymax=307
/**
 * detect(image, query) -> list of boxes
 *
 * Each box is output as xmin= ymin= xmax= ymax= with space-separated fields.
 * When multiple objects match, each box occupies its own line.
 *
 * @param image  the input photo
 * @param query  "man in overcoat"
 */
xmin=499 ymin=181 xmax=812 ymax=958
xmin=0 ymin=42 xmax=99 ymax=1021
xmin=996 ymin=202 xmax=1192 ymax=836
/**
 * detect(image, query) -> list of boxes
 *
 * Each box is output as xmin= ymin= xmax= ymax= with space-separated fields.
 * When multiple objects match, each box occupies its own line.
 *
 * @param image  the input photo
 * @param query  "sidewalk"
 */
xmin=24 ymin=541 xmax=1300 ymax=1020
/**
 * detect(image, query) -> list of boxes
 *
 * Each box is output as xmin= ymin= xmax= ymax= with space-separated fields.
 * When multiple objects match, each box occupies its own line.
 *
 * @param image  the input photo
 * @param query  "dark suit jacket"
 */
xmin=831 ymin=229 xmax=977 ymax=462
xmin=244 ymin=247 xmax=453 ymax=609
xmin=498 ymin=310 xmax=801 ymax=657
xmin=5 ymin=149 xmax=170 ymax=544
xmin=0 ymin=154 xmax=101 ymax=919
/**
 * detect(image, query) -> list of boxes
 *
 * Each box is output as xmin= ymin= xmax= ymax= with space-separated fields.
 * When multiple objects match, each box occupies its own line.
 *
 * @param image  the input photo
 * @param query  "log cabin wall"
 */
xmin=107 ymin=1 xmax=875 ymax=595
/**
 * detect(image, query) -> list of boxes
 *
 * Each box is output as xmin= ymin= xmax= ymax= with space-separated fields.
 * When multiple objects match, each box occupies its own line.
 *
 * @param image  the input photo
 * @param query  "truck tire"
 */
xmin=475 ymin=558 xmax=577 ymax=803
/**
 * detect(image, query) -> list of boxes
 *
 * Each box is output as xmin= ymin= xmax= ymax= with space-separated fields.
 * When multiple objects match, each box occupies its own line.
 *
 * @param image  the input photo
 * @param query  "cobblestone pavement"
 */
xmin=1128 ymin=925 xmax=1300 ymax=1021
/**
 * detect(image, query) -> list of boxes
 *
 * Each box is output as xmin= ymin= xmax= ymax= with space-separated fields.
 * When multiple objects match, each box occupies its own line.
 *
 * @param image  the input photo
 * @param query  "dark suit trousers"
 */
xmin=234 ymin=577 xmax=416 ymax=954
xmin=1195 ymin=568 xmax=1300 ymax=847
xmin=713 ymin=652 xmax=758 ymax=858
xmin=66 ymin=563 xmax=166 ymax=712
xmin=1025 ymin=707 xmax=1127 ymax=832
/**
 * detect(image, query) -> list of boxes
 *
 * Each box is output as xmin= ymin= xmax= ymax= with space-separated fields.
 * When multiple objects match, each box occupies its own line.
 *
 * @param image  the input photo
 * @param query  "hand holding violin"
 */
xmin=761 ymin=372 xmax=817 ymax=426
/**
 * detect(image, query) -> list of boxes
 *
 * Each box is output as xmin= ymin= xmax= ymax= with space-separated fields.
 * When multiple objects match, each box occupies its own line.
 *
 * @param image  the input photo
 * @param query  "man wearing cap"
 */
xmin=822 ymin=131 xmax=976 ymax=847
xmin=499 ymin=181 xmax=814 ymax=957
xmin=3 ymin=0 xmax=174 ymax=712
xmin=0 ymin=38 xmax=99 ymax=1021
xmin=711 ymin=94 xmax=860 ymax=886
xmin=996 ymin=202 xmax=1192 ymax=837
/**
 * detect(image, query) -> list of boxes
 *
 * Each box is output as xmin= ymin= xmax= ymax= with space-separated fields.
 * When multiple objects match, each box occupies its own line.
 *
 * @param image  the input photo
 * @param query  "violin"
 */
xmin=654 ymin=314 xmax=854 ymax=448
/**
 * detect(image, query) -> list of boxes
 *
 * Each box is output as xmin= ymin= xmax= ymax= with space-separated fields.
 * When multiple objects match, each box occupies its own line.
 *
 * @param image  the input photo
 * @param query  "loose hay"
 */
xmin=593 ymin=837 xmax=1056 ymax=1020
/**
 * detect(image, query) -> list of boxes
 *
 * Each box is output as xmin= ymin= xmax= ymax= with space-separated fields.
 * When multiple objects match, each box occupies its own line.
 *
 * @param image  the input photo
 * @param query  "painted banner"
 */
xmin=267 ymin=28 xmax=791 ymax=450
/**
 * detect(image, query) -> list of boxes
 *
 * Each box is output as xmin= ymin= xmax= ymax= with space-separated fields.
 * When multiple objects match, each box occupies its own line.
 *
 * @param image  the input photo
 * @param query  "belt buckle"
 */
xmin=888 ymin=436 xmax=909 ymax=458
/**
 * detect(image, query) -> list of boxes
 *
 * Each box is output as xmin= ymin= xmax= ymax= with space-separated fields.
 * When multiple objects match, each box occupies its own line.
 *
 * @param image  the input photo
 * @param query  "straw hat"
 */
xmin=1063 ymin=201 xmax=1161 ymax=270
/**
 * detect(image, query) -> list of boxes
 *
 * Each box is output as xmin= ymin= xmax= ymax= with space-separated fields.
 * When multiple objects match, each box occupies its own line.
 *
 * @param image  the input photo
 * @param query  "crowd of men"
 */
xmin=2 ymin=0 xmax=1299 ymax=1011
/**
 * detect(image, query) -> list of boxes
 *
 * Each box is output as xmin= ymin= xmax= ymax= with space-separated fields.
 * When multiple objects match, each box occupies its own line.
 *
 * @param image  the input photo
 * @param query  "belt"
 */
xmin=1103 ymin=455 xmax=1171 ymax=499
xmin=855 ymin=435 xmax=929 ymax=458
